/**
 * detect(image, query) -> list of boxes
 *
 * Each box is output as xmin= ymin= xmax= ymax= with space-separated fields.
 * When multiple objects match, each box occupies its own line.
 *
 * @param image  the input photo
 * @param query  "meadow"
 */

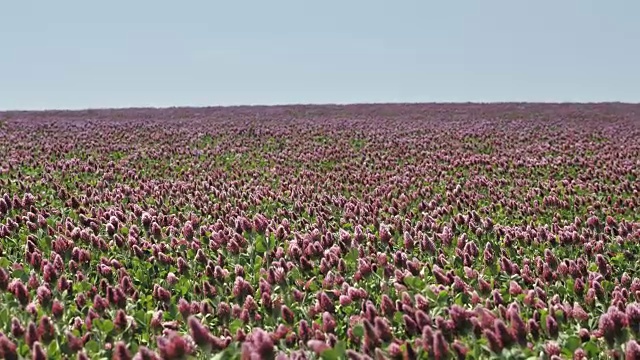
xmin=0 ymin=103 xmax=639 ymax=359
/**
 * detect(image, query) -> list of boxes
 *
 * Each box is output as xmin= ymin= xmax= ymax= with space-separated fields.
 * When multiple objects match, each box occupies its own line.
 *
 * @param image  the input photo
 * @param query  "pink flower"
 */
xmin=339 ymin=295 xmax=352 ymax=306
xmin=25 ymin=321 xmax=38 ymax=347
xmin=92 ymin=294 xmax=108 ymax=312
xmin=152 ymin=284 xmax=171 ymax=302
xmin=599 ymin=306 xmax=628 ymax=346
xmin=141 ymin=212 xmax=152 ymax=228
xmin=322 ymin=312 xmax=336 ymax=333
xmin=11 ymin=317 xmax=24 ymax=338
xmin=483 ymin=243 xmax=494 ymax=263
xmin=626 ymin=340 xmax=640 ymax=360
xmin=379 ymin=225 xmax=392 ymax=245
xmin=178 ymin=298 xmax=191 ymax=319
xmin=281 ymin=305 xmax=295 ymax=324
xmin=586 ymin=215 xmax=600 ymax=229
xmin=292 ymin=289 xmax=304 ymax=302
xmin=374 ymin=317 xmax=393 ymax=342
xmin=217 ymin=302 xmax=231 ymax=321
xmin=253 ymin=214 xmax=268 ymax=234
xmin=415 ymin=310 xmax=431 ymax=330
xmin=318 ymin=292 xmax=335 ymax=313
xmin=298 ymin=320 xmax=311 ymax=341
xmin=37 ymin=316 xmax=55 ymax=343
xmin=307 ymin=340 xmax=330 ymax=354
xmin=433 ymin=330 xmax=449 ymax=360
xmin=51 ymin=300 xmax=64 ymax=319
xmin=31 ymin=342 xmax=47 ymax=360
xmin=627 ymin=303 xmax=640 ymax=334
xmin=403 ymin=315 xmax=418 ymax=336
xmin=448 ymin=305 xmax=469 ymax=332
xmin=494 ymin=319 xmax=514 ymax=348
xmin=242 ymin=328 xmax=275 ymax=360
xmin=43 ymin=263 xmax=57 ymax=284
xmin=509 ymin=310 xmax=527 ymax=346
xmin=27 ymin=271 xmax=40 ymax=290
xmin=232 ymin=276 xmax=247 ymax=298
xmin=113 ymin=342 xmax=132 ymax=360
xmin=0 ymin=335 xmax=18 ymax=360
xmin=545 ymin=341 xmax=561 ymax=357
xmin=528 ymin=318 xmax=540 ymax=341
xmin=182 ymin=221 xmax=194 ymax=240
xmin=66 ymin=331 xmax=84 ymax=353
xmin=133 ymin=346 xmax=160 ymax=360
xmin=0 ymin=267 xmax=9 ymax=291
xmin=508 ymin=281 xmax=522 ymax=296
xmin=177 ymin=257 xmax=188 ymax=274
xmin=166 ymin=272 xmax=178 ymax=286
xmin=478 ymin=278 xmax=491 ymax=295
xmin=150 ymin=310 xmax=163 ymax=330
xmin=156 ymin=331 xmax=192 ymax=360
xmin=243 ymin=295 xmax=258 ymax=312
xmin=36 ymin=285 xmax=52 ymax=305
xmin=363 ymin=319 xmax=380 ymax=352
xmin=187 ymin=316 xmax=213 ymax=349
xmin=114 ymin=309 xmax=128 ymax=330
xmin=599 ymin=313 xmax=616 ymax=346
xmin=578 ymin=328 xmax=591 ymax=342
xmin=380 ymin=294 xmax=395 ymax=317
xmin=484 ymin=329 xmax=503 ymax=353
xmin=403 ymin=231 xmax=414 ymax=250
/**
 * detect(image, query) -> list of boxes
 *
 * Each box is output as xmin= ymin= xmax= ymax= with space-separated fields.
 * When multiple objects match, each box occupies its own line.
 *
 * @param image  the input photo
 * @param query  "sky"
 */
xmin=1 ymin=1 xmax=639 ymax=110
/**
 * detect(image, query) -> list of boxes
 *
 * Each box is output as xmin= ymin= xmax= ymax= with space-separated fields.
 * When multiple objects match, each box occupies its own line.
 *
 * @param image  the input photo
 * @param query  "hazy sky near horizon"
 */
xmin=1 ymin=1 xmax=639 ymax=110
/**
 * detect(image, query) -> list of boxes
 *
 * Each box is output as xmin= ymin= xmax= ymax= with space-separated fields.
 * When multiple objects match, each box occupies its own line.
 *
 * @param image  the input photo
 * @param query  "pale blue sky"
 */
xmin=1 ymin=1 xmax=639 ymax=110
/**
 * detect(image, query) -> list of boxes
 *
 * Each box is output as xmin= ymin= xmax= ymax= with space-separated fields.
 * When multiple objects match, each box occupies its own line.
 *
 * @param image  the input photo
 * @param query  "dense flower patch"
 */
xmin=0 ymin=103 xmax=639 ymax=359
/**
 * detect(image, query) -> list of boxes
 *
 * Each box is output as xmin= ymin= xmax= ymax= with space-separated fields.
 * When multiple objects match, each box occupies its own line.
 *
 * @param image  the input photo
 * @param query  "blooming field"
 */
xmin=0 ymin=103 xmax=639 ymax=360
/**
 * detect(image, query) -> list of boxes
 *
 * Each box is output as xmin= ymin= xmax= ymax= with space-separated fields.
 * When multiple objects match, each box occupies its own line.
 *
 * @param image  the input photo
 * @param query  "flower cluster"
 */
xmin=0 ymin=103 xmax=639 ymax=358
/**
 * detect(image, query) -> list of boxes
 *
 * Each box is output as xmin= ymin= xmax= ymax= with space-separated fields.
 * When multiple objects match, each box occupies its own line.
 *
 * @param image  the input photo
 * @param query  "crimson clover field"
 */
xmin=0 ymin=103 xmax=639 ymax=360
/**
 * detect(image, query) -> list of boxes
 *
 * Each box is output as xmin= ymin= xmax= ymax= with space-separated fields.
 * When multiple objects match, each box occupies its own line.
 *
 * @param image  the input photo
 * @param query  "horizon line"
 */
xmin=2 ymin=100 xmax=639 ymax=113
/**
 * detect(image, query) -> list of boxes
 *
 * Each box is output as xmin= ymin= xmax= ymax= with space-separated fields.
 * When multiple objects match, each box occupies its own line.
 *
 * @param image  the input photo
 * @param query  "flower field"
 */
xmin=0 ymin=103 xmax=639 ymax=359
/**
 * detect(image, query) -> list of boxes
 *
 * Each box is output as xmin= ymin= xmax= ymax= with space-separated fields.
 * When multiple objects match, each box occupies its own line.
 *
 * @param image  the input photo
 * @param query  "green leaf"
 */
xmin=320 ymin=349 xmax=341 ymax=360
xmin=0 ymin=308 xmax=8 ymax=325
xmin=583 ymin=341 xmax=599 ymax=357
xmin=254 ymin=256 xmax=263 ymax=273
xmin=438 ymin=290 xmax=449 ymax=303
xmin=11 ymin=269 xmax=26 ymax=279
xmin=352 ymin=324 xmax=364 ymax=338
xmin=229 ymin=319 xmax=243 ymax=334
xmin=564 ymin=335 xmax=580 ymax=352
xmin=211 ymin=352 xmax=226 ymax=360
xmin=288 ymin=268 xmax=301 ymax=281
xmin=19 ymin=343 xmax=30 ymax=357
xmin=255 ymin=237 xmax=267 ymax=253
xmin=345 ymin=248 xmax=358 ymax=264
xmin=394 ymin=311 xmax=404 ymax=324
xmin=425 ymin=287 xmax=437 ymax=300
xmin=95 ymin=319 xmax=114 ymax=334
xmin=85 ymin=340 xmax=100 ymax=353
xmin=133 ymin=310 xmax=147 ymax=326
xmin=48 ymin=341 xmax=60 ymax=358
xmin=333 ymin=341 xmax=346 ymax=356
xmin=403 ymin=275 xmax=425 ymax=290
xmin=566 ymin=279 xmax=575 ymax=294
xmin=74 ymin=281 xmax=92 ymax=293
xmin=540 ymin=312 xmax=548 ymax=333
